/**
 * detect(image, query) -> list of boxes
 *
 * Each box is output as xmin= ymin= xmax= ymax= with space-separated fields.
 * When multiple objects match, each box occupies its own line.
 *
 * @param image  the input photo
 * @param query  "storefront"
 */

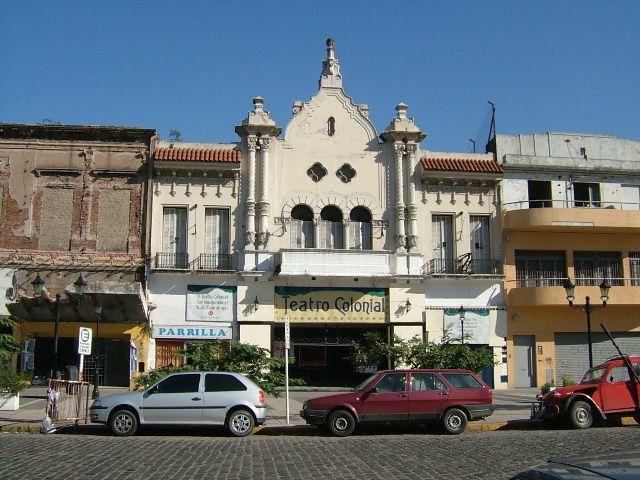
xmin=148 ymin=277 xmax=236 ymax=369
xmin=273 ymin=286 xmax=389 ymax=386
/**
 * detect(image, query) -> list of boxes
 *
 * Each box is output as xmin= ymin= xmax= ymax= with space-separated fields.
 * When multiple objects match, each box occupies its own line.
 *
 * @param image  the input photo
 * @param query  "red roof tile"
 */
xmin=155 ymin=147 xmax=241 ymax=163
xmin=420 ymin=155 xmax=503 ymax=173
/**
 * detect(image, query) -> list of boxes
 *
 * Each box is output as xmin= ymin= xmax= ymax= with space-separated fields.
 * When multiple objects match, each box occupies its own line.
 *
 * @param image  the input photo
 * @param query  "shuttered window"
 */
xmin=204 ymin=208 xmax=229 ymax=255
xmin=162 ymin=207 xmax=187 ymax=254
xmin=432 ymin=215 xmax=454 ymax=273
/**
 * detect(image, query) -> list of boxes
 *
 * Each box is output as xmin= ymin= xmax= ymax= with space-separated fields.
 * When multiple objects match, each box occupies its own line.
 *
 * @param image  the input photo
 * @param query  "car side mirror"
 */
xmin=368 ymin=387 xmax=378 ymax=394
xmin=148 ymin=386 xmax=158 ymax=394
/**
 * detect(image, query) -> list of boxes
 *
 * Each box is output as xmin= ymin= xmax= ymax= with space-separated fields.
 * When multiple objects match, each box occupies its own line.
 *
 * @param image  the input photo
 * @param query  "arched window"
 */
xmin=349 ymin=207 xmax=372 ymax=250
xmin=290 ymin=205 xmax=314 ymax=248
xmin=319 ymin=205 xmax=343 ymax=249
xmin=327 ymin=117 xmax=335 ymax=137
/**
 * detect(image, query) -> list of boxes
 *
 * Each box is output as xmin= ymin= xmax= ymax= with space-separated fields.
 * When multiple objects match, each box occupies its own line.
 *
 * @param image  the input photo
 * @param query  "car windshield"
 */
xmin=354 ymin=373 xmax=379 ymax=391
xmin=581 ymin=367 xmax=605 ymax=384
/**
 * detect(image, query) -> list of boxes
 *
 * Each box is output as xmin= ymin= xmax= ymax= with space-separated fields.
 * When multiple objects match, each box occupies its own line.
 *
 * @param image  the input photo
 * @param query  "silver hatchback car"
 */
xmin=89 ymin=371 xmax=267 ymax=437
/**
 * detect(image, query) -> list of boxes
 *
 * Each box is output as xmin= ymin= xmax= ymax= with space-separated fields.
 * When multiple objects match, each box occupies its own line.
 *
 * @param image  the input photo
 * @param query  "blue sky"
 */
xmin=1 ymin=1 xmax=638 ymax=152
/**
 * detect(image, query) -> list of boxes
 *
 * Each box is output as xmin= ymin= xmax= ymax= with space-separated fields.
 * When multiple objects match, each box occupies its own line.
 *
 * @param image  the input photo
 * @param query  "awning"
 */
xmin=8 ymin=281 xmax=148 ymax=324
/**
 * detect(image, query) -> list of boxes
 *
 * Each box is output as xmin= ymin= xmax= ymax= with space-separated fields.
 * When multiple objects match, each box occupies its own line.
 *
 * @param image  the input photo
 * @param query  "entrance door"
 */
xmin=600 ymin=365 xmax=639 ymax=412
xmin=514 ymin=335 xmax=536 ymax=387
xmin=142 ymin=373 xmax=203 ymax=423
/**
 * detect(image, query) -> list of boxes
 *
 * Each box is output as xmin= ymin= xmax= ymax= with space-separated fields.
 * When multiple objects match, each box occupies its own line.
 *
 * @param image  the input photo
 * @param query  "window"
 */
xmin=306 ymin=162 xmax=327 ymax=182
xmin=410 ymin=373 xmax=447 ymax=391
xmin=375 ymin=373 xmax=406 ymax=392
xmin=319 ymin=205 xmax=343 ymax=249
xmin=441 ymin=373 xmax=483 ymax=389
xmin=155 ymin=341 xmax=186 ymax=368
xmin=162 ymin=207 xmax=188 ymax=268
xmin=515 ymin=250 xmax=566 ymax=287
xmin=205 ymin=374 xmax=247 ymax=392
xmin=608 ymin=366 xmax=631 ymax=383
xmin=156 ymin=373 xmax=200 ymax=393
xmin=202 ymin=208 xmax=230 ymax=269
xmin=528 ymin=180 xmax=552 ymax=208
xmin=327 ymin=117 xmax=335 ymax=136
xmin=631 ymin=252 xmax=640 ymax=286
xmin=573 ymin=182 xmax=600 ymax=207
xmin=469 ymin=215 xmax=491 ymax=273
xmin=574 ymin=251 xmax=623 ymax=286
xmin=290 ymin=205 xmax=314 ymax=248
xmin=349 ymin=207 xmax=372 ymax=250
xmin=432 ymin=215 xmax=454 ymax=273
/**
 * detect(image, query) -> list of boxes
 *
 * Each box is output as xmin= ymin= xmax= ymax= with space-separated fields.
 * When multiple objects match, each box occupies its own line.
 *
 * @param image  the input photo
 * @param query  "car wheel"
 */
xmin=326 ymin=409 xmax=356 ymax=437
xmin=110 ymin=409 xmax=138 ymax=436
xmin=227 ymin=409 xmax=255 ymax=437
xmin=634 ymin=414 xmax=640 ymax=425
xmin=569 ymin=400 xmax=593 ymax=429
xmin=442 ymin=408 xmax=468 ymax=435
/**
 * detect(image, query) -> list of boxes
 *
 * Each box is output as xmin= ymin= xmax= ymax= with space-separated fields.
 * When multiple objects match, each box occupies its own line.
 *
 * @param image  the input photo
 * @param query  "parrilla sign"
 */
xmin=274 ymin=287 xmax=387 ymax=323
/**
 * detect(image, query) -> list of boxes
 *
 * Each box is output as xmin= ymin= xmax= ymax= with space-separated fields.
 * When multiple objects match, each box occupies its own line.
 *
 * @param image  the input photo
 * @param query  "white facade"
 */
xmin=146 ymin=39 xmax=507 ymax=387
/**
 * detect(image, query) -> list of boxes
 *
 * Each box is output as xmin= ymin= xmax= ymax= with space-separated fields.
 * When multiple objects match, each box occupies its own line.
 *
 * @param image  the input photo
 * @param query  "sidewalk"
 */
xmin=0 ymin=385 xmax=545 ymax=434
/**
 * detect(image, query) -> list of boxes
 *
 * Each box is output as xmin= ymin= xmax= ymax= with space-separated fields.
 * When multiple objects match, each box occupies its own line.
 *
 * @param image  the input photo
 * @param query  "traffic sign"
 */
xmin=78 ymin=327 xmax=93 ymax=355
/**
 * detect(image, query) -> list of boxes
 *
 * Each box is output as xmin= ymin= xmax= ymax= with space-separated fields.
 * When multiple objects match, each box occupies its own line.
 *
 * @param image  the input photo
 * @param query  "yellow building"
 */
xmin=496 ymin=133 xmax=640 ymax=388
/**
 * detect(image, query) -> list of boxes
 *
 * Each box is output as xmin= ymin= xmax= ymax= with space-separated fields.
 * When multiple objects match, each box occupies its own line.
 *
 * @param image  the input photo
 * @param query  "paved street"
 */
xmin=0 ymin=425 xmax=637 ymax=479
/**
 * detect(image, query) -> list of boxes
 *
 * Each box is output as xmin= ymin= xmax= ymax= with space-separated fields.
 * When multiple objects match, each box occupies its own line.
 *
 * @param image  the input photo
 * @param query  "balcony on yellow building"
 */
xmin=502 ymin=200 xmax=640 ymax=233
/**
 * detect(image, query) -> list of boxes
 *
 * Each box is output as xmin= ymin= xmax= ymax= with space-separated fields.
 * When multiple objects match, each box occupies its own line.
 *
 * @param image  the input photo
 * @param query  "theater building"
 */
xmin=146 ymin=39 xmax=508 ymax=386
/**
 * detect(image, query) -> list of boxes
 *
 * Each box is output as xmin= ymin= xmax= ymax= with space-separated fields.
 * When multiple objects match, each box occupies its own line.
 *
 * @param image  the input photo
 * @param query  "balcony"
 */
xmin=502 ymin=200 xmax=640 ymax=233
xmin=195 ymin=253 xmax=234 ymax=272
xmin=275 ymin=249 xmax=423 ymax=277
xmin=153 ymin=252 xmax=189 ymax=270
xmin=507 ymin=276 xmax=640 ymax=306
xmin=424 ymin=255 xmax=503 ymax=277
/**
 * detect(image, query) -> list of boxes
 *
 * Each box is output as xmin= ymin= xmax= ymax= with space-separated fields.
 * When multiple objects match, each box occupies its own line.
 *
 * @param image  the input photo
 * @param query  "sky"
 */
xmin=1 ymin=1 xmax=638 ymax=152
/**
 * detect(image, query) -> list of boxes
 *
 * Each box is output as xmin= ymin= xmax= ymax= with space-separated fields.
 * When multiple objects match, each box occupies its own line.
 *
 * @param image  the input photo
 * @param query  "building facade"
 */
xmin=497 ymin=132 xmax=640 ymax=388
xmin=146 ymin=39 xmax=508 ymax=387
xmin=0 ymin=124 xmax=155 ymax=387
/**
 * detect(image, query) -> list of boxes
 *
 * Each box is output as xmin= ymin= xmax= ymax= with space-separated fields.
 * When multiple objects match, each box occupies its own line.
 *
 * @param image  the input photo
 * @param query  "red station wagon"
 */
xmin=300 ymin=369 xmax=494 ymax=436
xmin=533 ymin=355 xmax=640 ymax=429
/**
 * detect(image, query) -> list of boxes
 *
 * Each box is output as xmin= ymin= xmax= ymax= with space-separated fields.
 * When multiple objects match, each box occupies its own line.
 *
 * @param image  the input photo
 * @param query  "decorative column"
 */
xmin=342 ymin=219 xmax=350 ymax=250
xmin=394 ymin=141 xmax=406 ymax=250
xmin=405 ymin=143 xmax=418 ymax=250
xmin=80 ymin=147 xmax=94 ymax=240
xmin=257 ymin=137 xmax=271 ymax=249
xmin=244 ymin=136 xmax=257 ymax=247
xmin=313 ymin=218 xmax=320 ymax=248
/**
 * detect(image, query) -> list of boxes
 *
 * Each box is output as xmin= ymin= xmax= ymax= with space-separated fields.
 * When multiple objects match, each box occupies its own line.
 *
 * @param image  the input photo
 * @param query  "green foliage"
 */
xmin=0 ymin=317 xmax=20 ymax=362
xmin=134 ymin=341 xmax=304 ymax=396
xmin=562 ymin=376 xmax=576 ymax=387
xmin=352 ymin=328 xmax=495 ymax=374
xmin=0 ymin=363 xmax=29 ymax=396
xmin=540 ymin=381 xmax=556 ymax=395
xmin=134 ymin=364 xmax=193 ymax=390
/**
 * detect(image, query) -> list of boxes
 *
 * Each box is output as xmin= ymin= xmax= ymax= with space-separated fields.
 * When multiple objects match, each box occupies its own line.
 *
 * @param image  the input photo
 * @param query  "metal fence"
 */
xmin=45 ymin=379 xmax=91 ymax=426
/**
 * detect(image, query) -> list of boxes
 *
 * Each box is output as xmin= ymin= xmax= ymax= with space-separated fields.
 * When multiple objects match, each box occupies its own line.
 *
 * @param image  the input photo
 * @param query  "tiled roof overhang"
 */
xmin=420 ymin=155 xmax=503 ymax=173
xmin=154 ymin=147 xmax=241 ymax=163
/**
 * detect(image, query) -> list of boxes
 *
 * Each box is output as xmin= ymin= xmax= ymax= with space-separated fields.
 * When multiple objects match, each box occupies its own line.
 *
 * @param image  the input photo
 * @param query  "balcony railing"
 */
xmin=196 ymin=253 xmax=233 ymax=271
xmin=424 ymin=256 xmax=503 ymax=276
xmin=516 ymin=275 xmax=566 ymax=288
xmin=154 ymin=252 xmax=189 ymax=269
xmin=503 ymin=199 xmax=640 ymax=212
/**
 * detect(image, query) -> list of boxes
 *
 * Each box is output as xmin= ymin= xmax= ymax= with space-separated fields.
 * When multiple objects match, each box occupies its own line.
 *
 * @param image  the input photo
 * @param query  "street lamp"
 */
xmin=92 ymin=304 xmax=102 ymax=399
xmin=31 ymin=273 xmax=89 ymax=380
xmin=458 ymin=305 xmax=466 ymax=345
xmin=563 ymin=278 xmax=611 ymax=369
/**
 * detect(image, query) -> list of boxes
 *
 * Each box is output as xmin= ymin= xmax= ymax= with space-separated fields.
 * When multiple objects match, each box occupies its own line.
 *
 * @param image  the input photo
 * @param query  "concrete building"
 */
xmin=497 ymin=132 xmax=640 ymax=388
xmin=0 ymin=123 xmax=155 ymax=387
xmin=146 ymin=39 xmax=508 ymax=387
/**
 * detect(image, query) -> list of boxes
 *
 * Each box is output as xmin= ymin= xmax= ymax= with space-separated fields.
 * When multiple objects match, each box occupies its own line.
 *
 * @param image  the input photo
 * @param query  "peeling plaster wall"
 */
xmin=97 ymin=189 xmax=132 ymax=252
xmin=39 ymin=186 xmax=74 ymax=250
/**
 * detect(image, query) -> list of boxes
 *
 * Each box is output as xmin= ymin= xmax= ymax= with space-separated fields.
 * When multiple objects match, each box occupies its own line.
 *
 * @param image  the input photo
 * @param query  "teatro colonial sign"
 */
xmin=274 ymin=287 xmax=388 ymax=323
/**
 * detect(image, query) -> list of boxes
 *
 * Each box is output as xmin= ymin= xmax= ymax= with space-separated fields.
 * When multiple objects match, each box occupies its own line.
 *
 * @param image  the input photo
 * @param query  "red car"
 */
xmin=532 ymin=355 xmax=640 ymax=428
xmin=300 ymin=369 xmax=494 ymax=436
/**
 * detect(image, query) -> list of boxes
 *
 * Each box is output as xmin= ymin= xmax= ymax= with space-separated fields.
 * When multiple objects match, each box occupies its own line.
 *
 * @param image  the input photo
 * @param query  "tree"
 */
xmin=134 ymin=340 xmax=303 ymax=396
xmin=352 ymin=328 xmax=495 ymax=374
xmin=0 ymin=317 xmax=20 ymax=362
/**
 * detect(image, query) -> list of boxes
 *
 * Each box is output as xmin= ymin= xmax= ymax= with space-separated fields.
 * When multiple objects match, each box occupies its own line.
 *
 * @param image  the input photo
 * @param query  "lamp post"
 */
xmin=92 ymin=304 xmax=102 ymax=399
xmin=458 ymin=305 xmax=466 ymax=345
xmin=563 ymin=278 xmax=611 ymax=369
xmin=32 ymin=273 xmax=89 ymax=380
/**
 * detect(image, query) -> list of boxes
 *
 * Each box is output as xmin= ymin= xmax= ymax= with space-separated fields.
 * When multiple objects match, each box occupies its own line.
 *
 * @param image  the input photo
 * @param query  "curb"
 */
xmin=0 ymin=424 xmax=42 ymax=434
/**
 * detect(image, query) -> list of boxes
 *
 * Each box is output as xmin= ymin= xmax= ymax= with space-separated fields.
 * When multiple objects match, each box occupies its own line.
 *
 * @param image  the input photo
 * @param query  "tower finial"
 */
xmin=319 ymin=37 xmax=342 ymax=89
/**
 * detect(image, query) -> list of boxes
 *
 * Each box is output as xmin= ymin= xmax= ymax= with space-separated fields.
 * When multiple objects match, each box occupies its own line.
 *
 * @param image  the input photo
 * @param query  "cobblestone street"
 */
xmin=1 ymin=426 xmax=638 ymax=479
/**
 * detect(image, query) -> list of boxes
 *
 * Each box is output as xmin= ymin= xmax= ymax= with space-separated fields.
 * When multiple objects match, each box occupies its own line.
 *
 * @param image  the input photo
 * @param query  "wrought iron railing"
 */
xmin=196 ymin=253 xmax=233 ymax=271
xmin=425 ymin=256 xmax=503 ymax=276
xmin=154 ymin=252 xmax=189 ymax=269
xmin=503 ymin=199 xmax=640 ymax=212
